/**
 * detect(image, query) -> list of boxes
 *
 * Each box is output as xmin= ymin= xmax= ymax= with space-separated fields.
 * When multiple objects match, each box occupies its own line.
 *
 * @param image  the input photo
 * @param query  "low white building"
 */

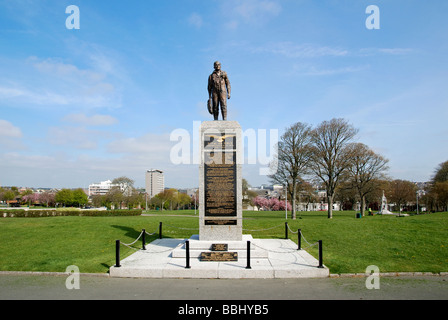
xmin=88 ymin=180 xmax=121 ymax=197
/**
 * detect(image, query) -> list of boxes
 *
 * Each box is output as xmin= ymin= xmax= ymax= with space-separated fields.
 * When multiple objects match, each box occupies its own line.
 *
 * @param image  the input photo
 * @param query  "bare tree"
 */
xmin=309 ymin=118 xmax=358 ymax=218
xmin=269 ymin=122 xmax=313 ymax=219
xmin=346 ymin=143 xmax=389 ymax=216
xmin=387 ymin=179 xmax=417 ymax=212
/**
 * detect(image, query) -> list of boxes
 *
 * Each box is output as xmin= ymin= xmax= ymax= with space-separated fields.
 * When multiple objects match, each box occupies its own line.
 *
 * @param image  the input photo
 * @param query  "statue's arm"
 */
xmin=207 ymin=75 xmax=212 ymax=98
xmin=224 ymin=73 xmax=231 ymax=99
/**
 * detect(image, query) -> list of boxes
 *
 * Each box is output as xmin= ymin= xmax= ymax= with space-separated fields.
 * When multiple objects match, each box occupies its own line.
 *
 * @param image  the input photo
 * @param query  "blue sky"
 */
xmin=0 ymin=0 xmax=447 ymax=189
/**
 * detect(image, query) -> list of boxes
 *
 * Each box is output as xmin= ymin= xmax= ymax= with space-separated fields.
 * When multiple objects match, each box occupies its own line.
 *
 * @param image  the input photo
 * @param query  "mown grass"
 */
xmin=0 ymin=210 xmax=446 ymax=274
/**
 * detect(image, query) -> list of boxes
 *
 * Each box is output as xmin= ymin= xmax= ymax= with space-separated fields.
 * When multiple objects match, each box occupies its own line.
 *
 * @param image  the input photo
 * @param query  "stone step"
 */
xmin=171 ymin=248 xmax=269 ymax=259
xmin=171 ymin=234 xmax=268 ymax=258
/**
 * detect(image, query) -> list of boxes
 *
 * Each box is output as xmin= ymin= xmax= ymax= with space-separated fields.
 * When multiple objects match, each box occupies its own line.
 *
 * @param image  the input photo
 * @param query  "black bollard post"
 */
xmin=159 ymin=222 xmax=163 ymax=239
xmin=185 ymin=240 xmax=191 ymax=269
xmin=246 ymin=241 xmax=251 ymax=269
xmin=285 ymin=222 xmax=288 ymax=239
xmin=318 ymin=240 xmax=323 ymax=268
xmin=142 ymin=229 xmax=146 ymax=250
xmin=115 ymin=240 xmax=121 ymax=268
xmin=298 ymin=229 xmax=301 ymax=250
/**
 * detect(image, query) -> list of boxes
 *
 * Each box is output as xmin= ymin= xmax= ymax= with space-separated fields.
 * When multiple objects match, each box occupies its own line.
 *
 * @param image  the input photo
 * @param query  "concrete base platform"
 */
xmin=109 ymin=235 xmax=329 ymax=279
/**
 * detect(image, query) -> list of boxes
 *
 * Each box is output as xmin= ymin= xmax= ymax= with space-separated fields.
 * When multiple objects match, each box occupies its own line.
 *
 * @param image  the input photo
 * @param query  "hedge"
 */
xmin=1 ymin=209 xmax=142 ymax=218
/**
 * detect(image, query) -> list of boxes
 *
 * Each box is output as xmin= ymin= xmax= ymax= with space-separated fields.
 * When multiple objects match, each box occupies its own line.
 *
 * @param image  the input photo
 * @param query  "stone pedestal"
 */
xmin=199 ymin=121 xmax=242 ymax=241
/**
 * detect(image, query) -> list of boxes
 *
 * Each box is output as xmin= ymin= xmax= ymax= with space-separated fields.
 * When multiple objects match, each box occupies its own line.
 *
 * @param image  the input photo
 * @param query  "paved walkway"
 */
xmin=1 ymin=273 xmax=447 ymax=300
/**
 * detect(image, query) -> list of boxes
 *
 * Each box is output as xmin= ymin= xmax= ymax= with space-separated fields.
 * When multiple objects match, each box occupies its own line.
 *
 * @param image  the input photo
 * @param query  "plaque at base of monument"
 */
xmin=211 ymin=243 xmax=228 ymax=251
xmin=204 ymin=219 xmax=237 ymax=225
xmin=200 ymin=252 xmax=238 ymax=262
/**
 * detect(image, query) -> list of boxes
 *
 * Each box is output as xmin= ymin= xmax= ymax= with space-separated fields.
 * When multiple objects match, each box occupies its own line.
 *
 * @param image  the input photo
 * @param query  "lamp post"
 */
xmin=194 ymin=189 xmax=197 ymax=215
xmin=145 ymin=192 xmax=148 ymax=211
xmin=285 ymin=184 xmax=288 ymax=220
xmin=416 ymin=190 xmax=419 ymax=215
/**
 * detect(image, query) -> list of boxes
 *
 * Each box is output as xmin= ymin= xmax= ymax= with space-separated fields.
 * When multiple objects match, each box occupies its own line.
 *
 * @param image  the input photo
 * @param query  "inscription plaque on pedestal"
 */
xmin=204 ymin=150 xmax=236 ymax=217
xmin=199 ymin=121 xmax=242 ymax=241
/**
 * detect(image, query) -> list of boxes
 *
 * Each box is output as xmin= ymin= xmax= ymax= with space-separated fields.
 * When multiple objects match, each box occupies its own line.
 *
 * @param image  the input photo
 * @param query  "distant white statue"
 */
xmin=379 ymin=191 xmax=394 ymax=215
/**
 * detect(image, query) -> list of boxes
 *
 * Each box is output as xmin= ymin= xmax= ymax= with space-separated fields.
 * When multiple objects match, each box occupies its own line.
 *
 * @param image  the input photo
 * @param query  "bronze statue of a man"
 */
xmin=208 ymin=61 xmax=231 ymax=121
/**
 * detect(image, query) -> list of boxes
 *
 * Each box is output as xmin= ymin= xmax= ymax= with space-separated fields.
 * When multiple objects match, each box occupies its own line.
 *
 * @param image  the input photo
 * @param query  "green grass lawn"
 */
xmin=0 ymin=210 xmax=447 ymax=274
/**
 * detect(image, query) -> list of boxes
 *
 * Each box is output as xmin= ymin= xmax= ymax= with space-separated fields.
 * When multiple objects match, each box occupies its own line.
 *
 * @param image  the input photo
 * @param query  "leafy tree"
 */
xmin=176 ymin=192 xmax=191 ymax=210
xmin=72 ymin=188 xmax=88 ymax=207
xmin=154 ymin=189 xmax=176 ymax=211
xmin=55 ymin=189 xmax=74 ymax=207
xmin=125 ymin=189 xmax=144 ymax=209
xmin=91 ymin=194 xmax=105 ymax=208
xmin=2 ymin=190 xmax=16 ymax=206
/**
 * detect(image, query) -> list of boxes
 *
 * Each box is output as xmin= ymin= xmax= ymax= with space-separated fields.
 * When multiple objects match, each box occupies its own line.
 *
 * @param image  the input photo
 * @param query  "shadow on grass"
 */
xmin=111 ymin=225 xmax=143 ymax=239
xmin=111 ymin=224 xmax=177 ymax=243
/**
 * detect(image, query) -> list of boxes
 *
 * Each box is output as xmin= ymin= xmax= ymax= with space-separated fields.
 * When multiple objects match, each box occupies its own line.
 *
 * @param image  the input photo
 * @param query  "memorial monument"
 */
xmin=200 ymin=61 xmax=242 ymax=242
xmin=108 ymin=61 xmax=328 ymax=277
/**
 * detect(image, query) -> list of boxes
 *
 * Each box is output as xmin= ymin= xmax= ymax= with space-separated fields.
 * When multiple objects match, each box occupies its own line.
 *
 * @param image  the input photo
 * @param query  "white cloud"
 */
xmin=254 ymin=42 xmax=349 ymax=58
xmin=358 ymin=48 xmax=415 ymax=56
xmin=0 ymin=86 xmax=26 ymax=99
xmin=188 ymin=13 xmax=203 ymax=28
xmin=107 ymin=133 xmax=173 ymax=156
xmin=292 ymin=64 xmax=369 ymax=76
xmin=234 ymin=0 xmax=281 ymax=21
xmin=222 ymin=0 xmax=282 ymax=28
xmin=0 ymin=119 xmax=22 ymax=138
xmin=47 ymin=126 xmax=99 ymax=150
xmin=0 ymin=56 xmax=123 ymax=110
xmin=0 ymin=119 xmax=25 ymax=150
xmin=62 ymin=113 xmax=118 ymax=126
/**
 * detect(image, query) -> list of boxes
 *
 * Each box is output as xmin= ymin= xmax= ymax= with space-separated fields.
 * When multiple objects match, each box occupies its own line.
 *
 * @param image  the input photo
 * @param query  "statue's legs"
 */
xmin=212 ymin=91 xmax=227 ymax=121
xmin=212 ymin=92 xmax=219 ymax=120
xmin=213 ymin=107 xmax=219 ymax=120
xmin=218 ymin=91 xmax=227 ymax=121
xmin=221 ymin=104 xmax=227 ymax=121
